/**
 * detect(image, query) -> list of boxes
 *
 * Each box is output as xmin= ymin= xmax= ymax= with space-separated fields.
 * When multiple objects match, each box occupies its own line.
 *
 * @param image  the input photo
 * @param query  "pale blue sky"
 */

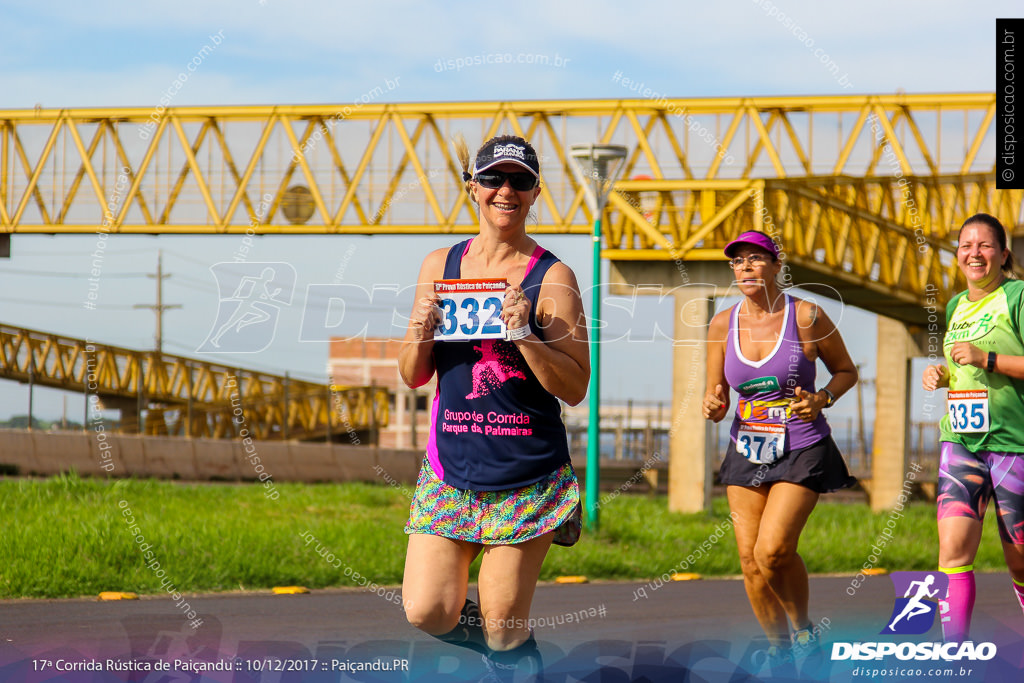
xmin=0 ymin=0 xmax=1014 ymax=424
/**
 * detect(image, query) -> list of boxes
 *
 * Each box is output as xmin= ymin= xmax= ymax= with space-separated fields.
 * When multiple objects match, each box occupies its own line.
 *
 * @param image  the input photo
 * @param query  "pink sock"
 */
xmin=939 ymin=568 xmax=976 ymax=643
xmin=1013 ymin=580 xmax=1024 ymax=615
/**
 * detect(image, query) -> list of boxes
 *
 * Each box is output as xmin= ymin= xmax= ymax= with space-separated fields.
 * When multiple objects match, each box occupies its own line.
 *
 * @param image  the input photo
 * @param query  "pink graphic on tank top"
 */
xmin=465 ymin=339 xmax=527 ymax=399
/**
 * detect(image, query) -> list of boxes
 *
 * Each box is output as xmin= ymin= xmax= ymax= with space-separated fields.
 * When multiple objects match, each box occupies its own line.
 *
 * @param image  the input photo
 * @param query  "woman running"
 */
xmin=398 ymin=134 xmax=589 ymax=679
xmin=921 ymin=212 xmax=1024 ymax=642
xmin=702 ymin=230 xmax=858 ymax=669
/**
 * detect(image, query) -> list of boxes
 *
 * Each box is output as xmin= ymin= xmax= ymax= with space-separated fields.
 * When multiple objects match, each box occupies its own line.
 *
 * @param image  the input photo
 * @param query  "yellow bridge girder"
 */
xmin=0 ymin=323 xmax=389 ymax=440
xmin=0 ymin=93 xmax=1021 ymax=316
xmin=605 ymin=173 xmax=1022 ymax=321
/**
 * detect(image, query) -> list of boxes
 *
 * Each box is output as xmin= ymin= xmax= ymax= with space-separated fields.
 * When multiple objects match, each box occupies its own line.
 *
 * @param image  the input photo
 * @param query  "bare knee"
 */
xmin=937 ymin=518 xmax=983 ymax=568
xmin=738 ymin=551 xmax=763 ymax=580
xmin=938 ymin=540 xmax=977 ymax=569
xmin=403 ymin=597 xmax=460 ymax=635
xmin=754 ymin=541 xmax=796 ymax=574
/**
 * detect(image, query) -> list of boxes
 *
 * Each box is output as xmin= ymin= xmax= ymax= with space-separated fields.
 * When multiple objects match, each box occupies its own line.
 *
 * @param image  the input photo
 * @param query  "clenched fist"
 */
xmin=411 ymin=295 xmax=442 ymax=341
xmin=703 ymin=384 xmax=728 ymax=422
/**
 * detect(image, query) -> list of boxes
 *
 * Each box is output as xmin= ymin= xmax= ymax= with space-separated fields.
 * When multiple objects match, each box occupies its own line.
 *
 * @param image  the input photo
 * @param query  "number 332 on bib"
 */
xmin=434 ymin=279 xmax=508 ymax=341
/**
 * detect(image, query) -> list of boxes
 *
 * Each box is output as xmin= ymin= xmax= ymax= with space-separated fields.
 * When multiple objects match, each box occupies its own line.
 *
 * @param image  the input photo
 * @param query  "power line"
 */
xmin=171 ymin=279 xmax=217 ymax=295
xmin=160 ymin=339 xmax=326 ymax=383
xmin=0 ymin=268 xmax=151 ymax=278
xmin=9 ymin=246 xmax=163 ymax=256
xmin=0 ymin=297 xmax=137 ymax=310
xmin=170 ymin=273 xmax=218 ymax=290
xmin=160 ymin=248 xmax=225 ymax=269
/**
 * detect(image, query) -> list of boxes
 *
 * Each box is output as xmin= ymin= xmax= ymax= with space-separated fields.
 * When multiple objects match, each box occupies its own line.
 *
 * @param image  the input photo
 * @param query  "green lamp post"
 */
xmin=569 ymin=143 xmax=628 ymax=531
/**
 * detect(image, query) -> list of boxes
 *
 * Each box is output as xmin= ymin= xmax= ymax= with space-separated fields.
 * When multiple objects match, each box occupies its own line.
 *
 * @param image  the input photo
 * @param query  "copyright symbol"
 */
xmin=1003 ymin=168 xmax=1015 ymax=182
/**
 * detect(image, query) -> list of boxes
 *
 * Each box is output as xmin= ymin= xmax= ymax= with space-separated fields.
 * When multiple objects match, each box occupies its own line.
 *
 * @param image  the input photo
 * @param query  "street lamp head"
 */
xmin=568 ymin=144 xmax=629 ymax=213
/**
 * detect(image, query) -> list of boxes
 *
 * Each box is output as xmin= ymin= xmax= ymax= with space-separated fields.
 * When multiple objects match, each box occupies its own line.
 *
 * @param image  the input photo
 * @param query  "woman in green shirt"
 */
xmin=921 ymin=213 xmax=1024 ymax=642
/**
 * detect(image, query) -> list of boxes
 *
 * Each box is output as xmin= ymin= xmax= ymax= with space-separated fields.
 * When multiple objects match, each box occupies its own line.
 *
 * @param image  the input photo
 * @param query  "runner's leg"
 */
xmin=937 ymin=442 xmax=991 ymax=642
xmin=403 ymin=533 xmax=482 ymax=636
xmin=727 ymin=485 xmax=790 ymax=647
xmin=751 ymin=482 xmax=820 ymax=632
xmin=1006 ymin=546 xmax=1024 ymax=614
xmin=988 ymin=452 xmax=1024 ymax=614
xmin=477 ymin=531 xmax=554 ymax=652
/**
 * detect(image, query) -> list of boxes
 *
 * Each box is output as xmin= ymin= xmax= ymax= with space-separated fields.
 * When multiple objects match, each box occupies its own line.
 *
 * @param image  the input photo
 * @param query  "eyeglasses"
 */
xmin=728 ymin=254 xmax=770 ymax=268
xmin=473 ymin=171 xmax=538 ymax=191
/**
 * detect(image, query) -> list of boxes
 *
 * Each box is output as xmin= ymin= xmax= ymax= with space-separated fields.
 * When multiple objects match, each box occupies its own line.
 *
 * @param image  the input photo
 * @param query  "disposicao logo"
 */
xmin=882 ymin=571 xmax=946 ymax=635
xmin=830 ymin=641 xmax=996 ymax=662
xmin=831 ymin=571 xmax=997 ymax=662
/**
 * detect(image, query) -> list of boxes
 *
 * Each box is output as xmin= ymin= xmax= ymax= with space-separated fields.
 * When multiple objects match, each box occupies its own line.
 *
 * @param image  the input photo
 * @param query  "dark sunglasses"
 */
xmin=473 ymin=170 xmax=538 ymax=191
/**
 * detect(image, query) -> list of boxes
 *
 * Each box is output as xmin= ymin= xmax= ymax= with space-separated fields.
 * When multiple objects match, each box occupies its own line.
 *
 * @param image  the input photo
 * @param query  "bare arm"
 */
xmin=791 ymin=300 xmax=858 ymax=420
xmin=949 ymin=341 xmax=1024 ymax=380
xmin=397 ymin=249 xmax=446 ymax=389
xmin=504 ymin=262 xmax=591 ymax=405
xmin=988 ymin=352 xmax=1024 ymax=379
xmin=702 ymin=310 xmax=731 ymax=422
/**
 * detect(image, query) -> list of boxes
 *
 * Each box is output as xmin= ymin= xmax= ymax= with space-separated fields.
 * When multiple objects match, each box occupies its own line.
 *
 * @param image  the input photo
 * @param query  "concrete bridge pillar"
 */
xmin=105 ymin=396 xmax=142 ymax=434
xmin=869 ymin=315 xmax=927 ymax=511
xmin=669 ymin=284 xmax=718 ymax=512
xmin=609 ymin=261 xmax=734 ymax=513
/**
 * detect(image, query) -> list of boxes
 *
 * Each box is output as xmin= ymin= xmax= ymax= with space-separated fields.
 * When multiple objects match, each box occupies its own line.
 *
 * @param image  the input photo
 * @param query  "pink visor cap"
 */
xmin=724 ymin=231 xmax=780 ymax=259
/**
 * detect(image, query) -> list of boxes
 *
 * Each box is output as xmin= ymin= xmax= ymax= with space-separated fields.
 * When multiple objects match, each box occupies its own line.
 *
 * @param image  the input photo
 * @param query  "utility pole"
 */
xmin=855 ymin=364 xmax=875 ymax=462
xmin=134 ymin=250 xmax=182 ymax=355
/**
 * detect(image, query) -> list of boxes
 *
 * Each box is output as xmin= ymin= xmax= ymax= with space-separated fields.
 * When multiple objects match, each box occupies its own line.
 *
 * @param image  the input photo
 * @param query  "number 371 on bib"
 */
xmin=434 ymin=279 xmax=508 ymax=341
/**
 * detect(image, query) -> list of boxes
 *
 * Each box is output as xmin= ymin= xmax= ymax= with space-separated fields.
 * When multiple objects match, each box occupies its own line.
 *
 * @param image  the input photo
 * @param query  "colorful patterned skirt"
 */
xmin=404 ymin=456 xmax=582 ymax=547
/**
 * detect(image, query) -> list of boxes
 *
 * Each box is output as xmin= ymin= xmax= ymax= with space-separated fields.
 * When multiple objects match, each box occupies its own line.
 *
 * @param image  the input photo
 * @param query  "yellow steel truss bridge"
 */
xmin=2 ymin=93 xmax=1019 ymax=324
xmin=0 ymin=94 xmax=1019 ymax=339
xmin=0 ymin=323 xmax=389 ymax=440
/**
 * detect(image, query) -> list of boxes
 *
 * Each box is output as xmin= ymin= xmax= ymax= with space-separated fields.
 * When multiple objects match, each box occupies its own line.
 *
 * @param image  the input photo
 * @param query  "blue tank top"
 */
xmin=426 ymin=239 xmax=571 ymax=490
xmin=723 ymin=294 xmax=831 ymax=451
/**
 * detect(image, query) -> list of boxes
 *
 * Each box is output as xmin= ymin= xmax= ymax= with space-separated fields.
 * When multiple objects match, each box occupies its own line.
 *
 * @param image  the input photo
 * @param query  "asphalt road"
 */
xmin=2 ymin=574 xmax=1022 ymax=682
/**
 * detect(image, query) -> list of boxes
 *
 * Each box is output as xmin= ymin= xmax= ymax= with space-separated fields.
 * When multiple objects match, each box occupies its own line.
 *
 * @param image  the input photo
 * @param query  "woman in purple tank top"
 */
xmin=397 ymin=135 xmax=590 ymax=679
xmin=702 ymin=230 xmax=858 ymax=672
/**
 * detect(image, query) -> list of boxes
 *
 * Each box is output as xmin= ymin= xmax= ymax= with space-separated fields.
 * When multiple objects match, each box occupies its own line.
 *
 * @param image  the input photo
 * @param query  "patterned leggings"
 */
xmin=937 ymin=441 xmax=1024 ymax=545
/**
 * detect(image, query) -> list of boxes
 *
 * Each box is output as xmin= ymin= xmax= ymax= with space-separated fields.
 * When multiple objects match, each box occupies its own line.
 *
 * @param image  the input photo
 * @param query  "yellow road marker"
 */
xmin=272 ymin=586 xmax=310 ymax=594
xmin=555 ymin=576 xmax=588 ymax=584
xmin=98 ymin=592 xmax=138 ymax=601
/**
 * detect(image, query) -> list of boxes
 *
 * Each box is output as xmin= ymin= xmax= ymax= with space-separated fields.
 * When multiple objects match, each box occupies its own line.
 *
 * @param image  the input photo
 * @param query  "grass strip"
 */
xmin=0 ymin=473 xmax=1004 ymax=599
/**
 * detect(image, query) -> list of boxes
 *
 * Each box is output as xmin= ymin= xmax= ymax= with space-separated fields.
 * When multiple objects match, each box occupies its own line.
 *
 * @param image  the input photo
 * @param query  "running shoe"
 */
xmin=792 ymin=624 xmax=828 ymax=680
xmin=750 ymin=644 xmax=796 ymax=679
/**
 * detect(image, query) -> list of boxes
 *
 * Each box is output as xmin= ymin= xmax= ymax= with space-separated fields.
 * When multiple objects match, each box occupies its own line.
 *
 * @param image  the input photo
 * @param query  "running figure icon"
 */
xmin=208 ymin=267 xmax=281 ymax=348
xmin=198 ymin=262 xmax=297 ymax=354
xmin=889 ymin=575 xmax=940 ymax=630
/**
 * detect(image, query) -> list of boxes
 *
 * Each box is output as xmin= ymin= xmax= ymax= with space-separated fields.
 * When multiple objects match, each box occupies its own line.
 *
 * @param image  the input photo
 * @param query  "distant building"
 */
xmin=328 ymin=337 xmax=432 ymax=450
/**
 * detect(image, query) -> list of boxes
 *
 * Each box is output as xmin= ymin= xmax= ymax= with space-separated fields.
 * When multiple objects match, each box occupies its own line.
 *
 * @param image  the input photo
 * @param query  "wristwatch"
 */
xmin=819 ymin=388 xmax=835 ymax=408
